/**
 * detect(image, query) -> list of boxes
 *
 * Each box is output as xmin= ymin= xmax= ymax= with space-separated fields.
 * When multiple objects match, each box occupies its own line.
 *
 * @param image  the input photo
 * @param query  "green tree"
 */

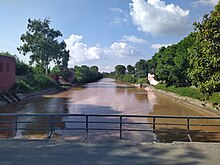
xmin=115 ymin=65 xmax=126 ymax=75
xmin=17 ymin=18 xmax=69 ymax=75
xmin=135 ymin=59 xmax=148 ymax=78
xmin=189 ymin=2 xmax=220 ymax=96
xmin=127 ymin=65 xmax=135 ymax=75
xmin=74 ymin=65 xmax=102 ymax=84
xmin=16 ymin=60 xmax=33 ymax=76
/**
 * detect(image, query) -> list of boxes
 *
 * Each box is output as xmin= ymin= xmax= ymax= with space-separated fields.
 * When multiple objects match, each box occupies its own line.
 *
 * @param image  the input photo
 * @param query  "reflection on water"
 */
xmin=0 ymin=78 xmax=219 ymax=142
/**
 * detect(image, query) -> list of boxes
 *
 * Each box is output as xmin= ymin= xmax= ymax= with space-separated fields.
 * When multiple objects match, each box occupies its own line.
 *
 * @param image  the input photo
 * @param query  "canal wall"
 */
xmin=142 ymin=84 xmax=220 ymax=115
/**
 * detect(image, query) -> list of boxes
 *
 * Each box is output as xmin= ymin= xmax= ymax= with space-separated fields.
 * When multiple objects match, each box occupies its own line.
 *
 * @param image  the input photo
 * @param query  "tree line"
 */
xmin=108 ymin=2 xmax=220 ymax=98
xmin=1 ymin=18 xmax=103 ymax=92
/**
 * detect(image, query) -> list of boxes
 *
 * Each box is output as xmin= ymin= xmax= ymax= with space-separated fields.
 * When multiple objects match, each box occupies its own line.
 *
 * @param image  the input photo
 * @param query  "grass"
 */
xmin=155 ymin=84 xmax=220 ymax=105
xmin=16 ymin=74 xmax=56 ymax=93
xmin=155 ymin=84 xmax=204 ymax=100
xmin=208 ymin=92 xmax=220 ymax=105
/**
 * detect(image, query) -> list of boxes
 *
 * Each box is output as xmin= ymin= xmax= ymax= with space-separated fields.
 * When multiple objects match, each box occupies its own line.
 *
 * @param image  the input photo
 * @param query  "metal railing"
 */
xmin=0 ymin=113 xmax=220 ymax=142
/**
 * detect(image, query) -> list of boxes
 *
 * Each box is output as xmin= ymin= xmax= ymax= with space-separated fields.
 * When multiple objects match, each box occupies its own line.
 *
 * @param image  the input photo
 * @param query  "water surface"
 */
xmin=0 ymin=78 xmax=219 ymax=142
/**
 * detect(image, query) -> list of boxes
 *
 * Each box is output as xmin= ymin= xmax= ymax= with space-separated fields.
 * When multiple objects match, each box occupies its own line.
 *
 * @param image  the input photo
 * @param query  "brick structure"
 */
xmin=0 ymin=55 xmax=16 ymax=91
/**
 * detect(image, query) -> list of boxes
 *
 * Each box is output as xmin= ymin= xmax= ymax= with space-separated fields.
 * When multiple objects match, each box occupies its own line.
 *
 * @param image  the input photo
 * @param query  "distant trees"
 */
xmin=108 ymin=61 xmax=149 ymax=84
xmin=115 ymin=65 xmax=126 ymax=75
xmin=135 ymin=59 xmax=148 ymax=78
xmin=74 ymin=65 xmax=103 ymax=84
xmin=127 ymin=65 xmax=135 ymax=75
xmin=17 ymin=18 xmax=69 ymax=75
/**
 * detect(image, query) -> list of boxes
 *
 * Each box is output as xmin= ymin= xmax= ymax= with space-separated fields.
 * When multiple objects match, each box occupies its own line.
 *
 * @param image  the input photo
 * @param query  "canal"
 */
xmin=0 ymin=78 xmax=219 ymax=142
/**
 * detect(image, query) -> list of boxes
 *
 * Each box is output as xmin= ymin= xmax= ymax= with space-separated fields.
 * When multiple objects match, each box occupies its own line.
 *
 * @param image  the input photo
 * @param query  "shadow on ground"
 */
xmin=0 ymin=140 xmax=212 ymax=165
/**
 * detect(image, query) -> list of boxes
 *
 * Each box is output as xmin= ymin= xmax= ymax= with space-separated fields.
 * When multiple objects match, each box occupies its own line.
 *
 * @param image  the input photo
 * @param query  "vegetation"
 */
xmin=188 ymin=4 xmax=220 ymax=97
xmin=151 ymin=3 xmax=220 ymax=98
xmin=151 ymin=33 xmax=195 ymax=86
xmin=155 ymin=84 xmax=204 ymax=100
xmin=107 ymin=2 xmax=220 ymax=103
xmin=17 ymin=18 xmax=69 ymax=75
xmin=105 ymin=62 xmax=149 ymax=84
xmin=74 ymin=65 xmax=103 ymax=84
xmin=16 ymin=73 xmax=56 ymax=93
xmin=155 ymin=84 xmax=220 ymax=106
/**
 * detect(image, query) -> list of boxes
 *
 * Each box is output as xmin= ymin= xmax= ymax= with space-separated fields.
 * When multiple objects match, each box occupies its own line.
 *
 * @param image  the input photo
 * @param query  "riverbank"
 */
xmin=0 ymin=88 xmax=62 ymax=107
xmin=0 ymin=140 xmax=219 ymax=165
xmin=18 ymin=88 xmax=61 ymax=101
xmin=139 ymin=84 xmax=220 ymax=115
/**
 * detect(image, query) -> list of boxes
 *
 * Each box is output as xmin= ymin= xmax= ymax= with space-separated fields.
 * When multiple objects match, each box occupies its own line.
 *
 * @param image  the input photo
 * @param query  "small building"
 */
xmin=148 ymin=73 xmax=159 ymax=85
xmin=0 ymin=55 xmax=16 ymax=91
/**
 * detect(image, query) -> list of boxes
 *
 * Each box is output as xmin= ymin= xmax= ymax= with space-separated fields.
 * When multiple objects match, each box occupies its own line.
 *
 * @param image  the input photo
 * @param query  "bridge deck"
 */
xmin=0 ymin=140 xmax=219 ymax=165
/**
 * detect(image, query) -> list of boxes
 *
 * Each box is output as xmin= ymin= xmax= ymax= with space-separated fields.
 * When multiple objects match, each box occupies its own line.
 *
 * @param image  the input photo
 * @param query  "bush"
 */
xmin=33 ymin=74 xmax=56 ymax=89
xmin=137 ymin=78 xmax=149 ymax=84
xmin=16 ymin=80 xmax=34 ymax=93
xmin=155 ymin=83 xmax=204 ymax=100
xmin=16 ymin=74 xmax=56 ymax=93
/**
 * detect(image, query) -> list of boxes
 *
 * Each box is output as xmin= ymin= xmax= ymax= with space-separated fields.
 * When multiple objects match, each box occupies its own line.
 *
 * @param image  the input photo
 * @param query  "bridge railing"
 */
xmin=0 ymin=113 xmax=220 ymax=142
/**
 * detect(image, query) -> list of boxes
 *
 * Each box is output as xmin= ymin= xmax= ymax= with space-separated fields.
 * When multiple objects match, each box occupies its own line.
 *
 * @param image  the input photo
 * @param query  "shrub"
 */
xmin=16 ymin=80 xmax=34 ymax=93
xmin=137 ymin=78 xmax=149 ymax=84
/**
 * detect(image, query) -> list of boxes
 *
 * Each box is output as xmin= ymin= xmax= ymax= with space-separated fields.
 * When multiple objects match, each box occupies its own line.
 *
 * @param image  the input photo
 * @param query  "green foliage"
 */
xmin=208 ymin=92 xmax=220 ymax=105
xmin=32 ymin=64 xmax=44 ymax=75
xmin=116 ymin=74 xmax=137 ymax=84
xmin=17 ymin=74 xmax=56 ymax=93
xmin=135 ymin=59 xmax=148 ymax=78
xmin=127 ymin=65 xmax=135 ymax=75
xmin=16 ymin=80 xmax=34 ymax=93
xmin=137 ymin=78 xmax=149 ymax=84
xmin=115 ymin=65 xmax=126 ymax=75
xmin=0 ymin=51 xmax=16 ymax=57
xmin=150 ymin=33 xmax=195 ymax=86
xmin=17 ymin=18 xmax=69 ymax=75
xmin=0 ymin=51 xmax=33 ymax=76
xmin=74 ymin=65 xmax=103 ymax=84
xmin=16 ymin=59 xmax=33 ymax=76
xmin=155 ymin=84 xmax=204 ymax=100
xmin=188 ymin=2 xmax=220 ymax=97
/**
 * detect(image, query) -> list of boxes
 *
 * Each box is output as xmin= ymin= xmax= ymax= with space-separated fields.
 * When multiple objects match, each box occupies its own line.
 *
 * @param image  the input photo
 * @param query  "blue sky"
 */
xmin=0 ymin=0 xmax=218 ymax=72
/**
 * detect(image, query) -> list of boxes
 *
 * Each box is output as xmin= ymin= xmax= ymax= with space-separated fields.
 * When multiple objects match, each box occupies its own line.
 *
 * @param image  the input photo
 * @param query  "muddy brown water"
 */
xmin=0 ymin=78 xmax=219 ymax=142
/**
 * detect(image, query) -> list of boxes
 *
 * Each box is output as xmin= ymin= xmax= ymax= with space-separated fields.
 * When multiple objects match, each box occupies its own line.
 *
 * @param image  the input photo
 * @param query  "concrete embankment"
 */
xmin=133 ymin=83 xmax=220 ymax=115
xmin=0 ymin=140 xmax=219 ymax=165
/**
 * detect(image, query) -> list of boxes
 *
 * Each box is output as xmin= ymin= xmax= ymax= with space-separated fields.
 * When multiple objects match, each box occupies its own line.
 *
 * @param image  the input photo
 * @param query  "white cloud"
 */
xmin=121 ymin=35 xmax=147 ymax=44
xmin=101 ymin=65 xmax=115 ymax=72
xmin=129 ymin=0 xmax=190 ymax=35
xmin=109 ymin=8 xmax=124 ymax=14
xmin=192 ymin=0 xmax=218 ymax=6
xmin=65 ymin=34 xmax=140 ymax=65
xmin=112 ymin=17 xmax=129 ymax=25
xmin=110 ymin=7 xmax=130 ymax=25
xmin=104 ymin=42 xmax=139 ymax=58
xmin=151 ymin=43 xmax=172 ymax=50
xmin=64 ymin=34 xmax=101 ymax=64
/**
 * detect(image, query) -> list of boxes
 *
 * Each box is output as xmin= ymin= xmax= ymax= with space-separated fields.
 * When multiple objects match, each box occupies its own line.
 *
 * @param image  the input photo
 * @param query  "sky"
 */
xmin=0 ymin=0 xmax=219 ymax=72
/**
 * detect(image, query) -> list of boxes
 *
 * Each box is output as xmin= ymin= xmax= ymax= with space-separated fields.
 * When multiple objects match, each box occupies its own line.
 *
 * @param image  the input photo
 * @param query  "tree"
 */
xmin=189 ymin=2 xmax=220 ymax=96
xmin=115 ymin=65 xmax=126 ymax=75
xmin=127 ymin=65 xmax=135 ymax=75
xmin=17 ymin=18 xmax=69 ymax=75
xmin=135 ymin=59 xmax=148 ymax=78
xmin=74 ymin=65 xmax=102 ymax=84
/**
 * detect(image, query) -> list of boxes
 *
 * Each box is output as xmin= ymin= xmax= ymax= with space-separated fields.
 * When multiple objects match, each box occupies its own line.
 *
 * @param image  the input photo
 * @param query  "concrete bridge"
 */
xmin=0 ymin=140 xmax=219 ymax=165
